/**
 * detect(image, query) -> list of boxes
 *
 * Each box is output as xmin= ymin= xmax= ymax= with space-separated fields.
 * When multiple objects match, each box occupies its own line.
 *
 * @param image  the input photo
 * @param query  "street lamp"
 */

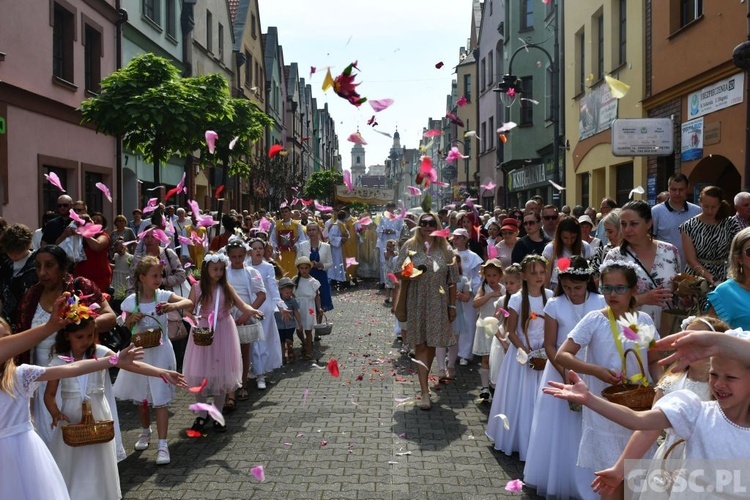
xmin=494 ymin=1 xmax=562 ymax=207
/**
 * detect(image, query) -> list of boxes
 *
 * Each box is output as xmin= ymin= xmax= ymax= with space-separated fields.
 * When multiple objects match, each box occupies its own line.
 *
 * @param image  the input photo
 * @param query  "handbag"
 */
xmin=167 ymin=311 xmax=188 ymax=341
xmin=235 ymin=266 xmax=265 ymax=343
xmin=98 ymin=324 xmax=132 ymax=352
xmin=394 ymin=278 xmax=409 ymax=322
xmin=192 ymin=289 xmax=220 ymax=346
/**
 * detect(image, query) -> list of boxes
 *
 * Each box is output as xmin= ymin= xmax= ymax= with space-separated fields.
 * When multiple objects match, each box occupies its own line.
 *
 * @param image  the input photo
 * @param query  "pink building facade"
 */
xmin=0 ymin=0 xmax=119 ymax=229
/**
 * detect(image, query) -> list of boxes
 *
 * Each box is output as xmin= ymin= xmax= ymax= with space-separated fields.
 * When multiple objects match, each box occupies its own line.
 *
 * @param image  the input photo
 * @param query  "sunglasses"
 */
xmin=599 ymin=285 xmax=630 ymax=296
xmin=523 ymin=220 xmax=537 ymax=226
xmin=543 ymin=215 xmax=559 ymax=221
xmin=419 ymin=219 xmax=438 ymax=228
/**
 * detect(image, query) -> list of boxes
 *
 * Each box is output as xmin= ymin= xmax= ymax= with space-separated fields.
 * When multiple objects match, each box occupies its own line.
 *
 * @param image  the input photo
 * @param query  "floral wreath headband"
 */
xmin=680 ymin=315 xmax=716 ymax=332
xmin=598 ymin=259 xmax=638 ymax=274
xmin=62 ymin=293 xmax=100 ymax=325
xmin=226 ymin=234 xmax=250 ymax=251
xmin=558 ymin=266 xmax=594 ymax=277
xmin=204 ymin=253 xmax=230 ymax=266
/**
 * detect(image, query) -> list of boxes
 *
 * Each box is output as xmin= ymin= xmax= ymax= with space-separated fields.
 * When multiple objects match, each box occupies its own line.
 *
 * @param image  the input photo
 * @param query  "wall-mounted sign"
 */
xmin=703 ymin=121 xmax=721 ymax=146
xmin=508 ymin=163 xmax=547 ymax=192
xmin=579 ymin=81 xmax=619 ymax=141
xmin=611 ymin=118 xmax=674 ymax=156
xmin=687 ymin=73 xmax=744 ymax=120
xmin=681 ymin=118 xmax=704 ymax=162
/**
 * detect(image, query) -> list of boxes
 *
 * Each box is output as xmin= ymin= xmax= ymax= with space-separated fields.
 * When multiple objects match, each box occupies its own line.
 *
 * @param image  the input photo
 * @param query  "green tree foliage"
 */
xmin=79 ymin=53 xmax=231 ymax=184
xmin=248 ymin=154 xmax=305 ymax=210
xmin=304 ymin=170 xmax=343 ymax=204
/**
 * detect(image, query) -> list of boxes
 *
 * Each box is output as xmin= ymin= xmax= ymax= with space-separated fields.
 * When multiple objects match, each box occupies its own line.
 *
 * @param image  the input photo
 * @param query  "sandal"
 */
xmin=222 ymin=397 xmax=237 ymax=414
xmin=419 ymin=392 xmax=432 ymax=411
xmin=191 ymin=417 xmax=208 ymax=432
xmin=236 ymin=386 xmax=250 ymax=401
xmin=444 ymin=368 xmax=456 ymax=381
xmin=438 ymin=370 xmax=447 ymax=384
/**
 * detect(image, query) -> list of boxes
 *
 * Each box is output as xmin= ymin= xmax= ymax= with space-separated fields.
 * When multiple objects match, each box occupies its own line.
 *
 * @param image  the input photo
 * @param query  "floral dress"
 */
xmin=396 ymin=243 xmax=459 ymax=347
xmin=604 ymin=241 xmax=680 ymax=331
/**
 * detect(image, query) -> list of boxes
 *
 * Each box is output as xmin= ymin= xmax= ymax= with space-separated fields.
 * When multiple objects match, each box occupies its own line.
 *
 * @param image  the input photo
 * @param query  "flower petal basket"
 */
xmin=62 ymin=400 xmax=115 ymax=447
xmin=192 ymin=327 xmax=214 ymax=346
xmin=601 ymin=348 xmax=655 ymax=411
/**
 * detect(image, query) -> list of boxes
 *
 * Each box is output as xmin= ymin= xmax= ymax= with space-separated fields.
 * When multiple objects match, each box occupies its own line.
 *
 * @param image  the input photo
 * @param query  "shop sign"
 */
xmin=611 ymin=118 xmax=674 ymax=156
xmin=681 ymin=118 xmax=704 ymax=162
xmin=687 ymin=73 xmax=744 ymax=120
xmin=508 ymin=163 xmax=547 ymax=192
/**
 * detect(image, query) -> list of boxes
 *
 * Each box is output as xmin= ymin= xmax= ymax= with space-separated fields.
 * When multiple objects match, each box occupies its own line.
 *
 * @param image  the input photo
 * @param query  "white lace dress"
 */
xmin=30 ymin=303 xmax=60 ymax=446
xmin=0 ymin=365 xmax=69 ymax=499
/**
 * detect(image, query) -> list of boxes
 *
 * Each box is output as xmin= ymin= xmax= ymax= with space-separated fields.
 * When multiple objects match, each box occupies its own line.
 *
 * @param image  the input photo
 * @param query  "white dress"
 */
xmin=453 ymin=276 xmax=471 ymax=336
xmin=113 ymin=290 xmax=176 ymax=407
xmin=523 ymin=293 xmax=606 ymax=500
xmin=31 ymin=304 xmax=60 ymax=447
xmin=246 ymin=260 xmax=283 ymax=374
xmin=542 ymin=241 xmax=593 ymax=290
xmin=486 ymin=289 xmax=554 ymax=460
xmin=327 ymin=222 xmax=347 ymax=282
xmin=50 ymin=346 xmax=123 ymax=499
xmin=472 ymin=283 xmax=506 ymax=356
xmin=457 ymin=249 xmax=483 ymax=359
xmin=0 ymin=365 xmax=69 ymax=500
xmin=568 ymin=310 xmax=658 ymax=471
xmin=295 ymin=275 xmax=321 ymax=330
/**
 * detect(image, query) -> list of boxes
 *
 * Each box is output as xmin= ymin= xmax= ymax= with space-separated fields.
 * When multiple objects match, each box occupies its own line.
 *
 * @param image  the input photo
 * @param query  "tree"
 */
xmin=80 ymin=53 xmax=231 ymax=185
xmin=248 ymin=154 xmax=306 ymax=210
xmin=305 ymin=170 xmax=343 ymax=204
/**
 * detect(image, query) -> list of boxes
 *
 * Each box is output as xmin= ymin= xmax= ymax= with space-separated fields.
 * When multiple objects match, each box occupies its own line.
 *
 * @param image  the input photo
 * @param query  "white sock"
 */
xmin=479 ymin=368 xmax=489 ymax=388
xmin=158 ymin=439 xmax=167 ymax=449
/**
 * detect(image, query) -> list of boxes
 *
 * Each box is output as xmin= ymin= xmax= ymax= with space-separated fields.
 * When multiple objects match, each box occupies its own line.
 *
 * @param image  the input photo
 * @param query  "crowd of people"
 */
xmin=3 ymin=172 xmax=750 ymax=498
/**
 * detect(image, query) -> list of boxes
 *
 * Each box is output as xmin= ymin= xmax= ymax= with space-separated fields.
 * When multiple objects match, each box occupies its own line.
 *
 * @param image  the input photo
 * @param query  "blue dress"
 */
xmin=310 ymin=247 xmax=333 ymax=311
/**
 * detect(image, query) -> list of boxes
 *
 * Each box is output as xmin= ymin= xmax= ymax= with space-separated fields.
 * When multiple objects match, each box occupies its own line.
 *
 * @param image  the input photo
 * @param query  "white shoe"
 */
xmin=134 ymin=431 xmax=151 ymax=451
xmin=256 ymin=377 xmax=267 ymax=390
xmin=459 ymin=358 xmax=469 ymax=366
xmin=155 ymin=446 xmax=170 ymax=465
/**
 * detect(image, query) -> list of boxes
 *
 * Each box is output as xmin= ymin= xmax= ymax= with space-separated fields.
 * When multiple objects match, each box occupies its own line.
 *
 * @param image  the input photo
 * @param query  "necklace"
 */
xmin=717 ymin=403 xmax=750 ymax=431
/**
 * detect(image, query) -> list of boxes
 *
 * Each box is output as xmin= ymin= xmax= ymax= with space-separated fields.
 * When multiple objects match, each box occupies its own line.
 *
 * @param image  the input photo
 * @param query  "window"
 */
xmin=521 ymin=0 xmax=534 ymax=30
xmin=206 ymin=11 xmax=212 ymax=53
xmin=142 ymin=0 xmax=159 ymax=24
xmin=488 ymin=116 xmax=494 ymax=150
xmin=166 ymin=0 xmax=176 ymax=38
xmin=576 ymin=30 xmax=585 ymax=94
xmin=84 ymin=171 xmax=104 ymax=214
xmin=218 ymin=23 xmax=224 ymax=61
xmin=615 ymin=162 xmax=634 ymax=207
xmin=618 ymin=0 xmax=627 ymax=65
xmin=480 ymin=122 xmax=487 ymax=153
xmin=356 ymin=155 xmax=361 ymax=165
xmin=580 ymin=173 xmax=590 ymax=209
xmin=487 ymin=50 xmax=494 ymax=86
xmin=84 ymin=24 xmax=102 ymax=93
xmin=596 ymin=13 xmax=604 ymax=80
xmin=251 ymin=13 xmax=257 ymax=38
xmin=52 ymin=3 xmax=75 ymax=82
xmin=463 ymin=74 xmax=471 ymax=102
xmin=520 ymin=76 xmax=533 ymax=126
xmin=480 ymin=58 xmax=486 ymax=91
xmin=681 ymin=0 xmax=703 ymax=27
xmin=244 ymin=51 xmax=252 ymax=88
xmin=255 ymin=61 xmax=260 ymax=87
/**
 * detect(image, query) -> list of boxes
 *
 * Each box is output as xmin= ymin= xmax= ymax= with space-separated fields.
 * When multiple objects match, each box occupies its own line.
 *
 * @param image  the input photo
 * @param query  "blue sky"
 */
xmin=260 ymin=0 xmax=474 ymax=173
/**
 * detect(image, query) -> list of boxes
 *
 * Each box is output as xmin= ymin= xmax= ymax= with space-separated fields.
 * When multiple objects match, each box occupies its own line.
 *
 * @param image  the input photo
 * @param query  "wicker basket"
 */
xmin=313 ymin=313 xmax=333 ymax=336
xmin=192 ymin=327 xmax=214 ymax=346
xmin=131 ymin=328 xmax=162 ymax=349
xmin=527 ymin=348 xmax=547 ymax=371
xmin=62 ymin=400 xmax=115 ymax=447
xmin=601 ymin=348 xmax=655 ymax=411
xmin=237 ymin=319 xmax=264 ymax=344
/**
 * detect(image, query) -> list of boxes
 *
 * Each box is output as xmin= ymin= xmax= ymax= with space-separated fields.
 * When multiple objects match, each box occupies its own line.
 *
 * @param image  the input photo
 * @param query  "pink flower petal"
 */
xmin=505 ymin=479 xmax=525 ymax=493
xmin=622 ymin=326 xmax=639 ymax=341
xmin=250 ymin=465 xmax=265 ymax=482
xmin=369 ymin=98 xmax=394 ymax=112
xmin=205 ymin=130 xmax=218 ymax=154
xmin=95 ymin=182 xmax=112 ymax=203
xmin=557 ymin=257 xmax=571 ymax=272
xmin=188 ymin=402 xmax=225 ymax=426
xmin=44 ymin=172 xmax=66 ymax=192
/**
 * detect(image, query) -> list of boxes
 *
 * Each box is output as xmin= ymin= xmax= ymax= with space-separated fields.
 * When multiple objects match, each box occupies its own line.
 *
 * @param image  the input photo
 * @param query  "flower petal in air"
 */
xmin=457 ymin=96 xmax=468 ymax=107
xmin=406 ymin=186 xmax=422 ymax=197
xmin=604 ymin=75 xmax=630 ymax=99
xmin=493 ymin=413 xmax=510 ymax=430
xmin=44 ymin=172 xmax=66 ymax=192
xmin=95 ymin=182 xmax=112 ymax=203
xmin=497 ymin=121 xmax=518 ymax=133
xmin=423 ymin=129 xmax=442 ymax=138
xmin=347 ymin=132 xmax=367 ymax=145
xmin=369 ymin=98 xmax=394 ymax=112
xmin=345 ymin=257 xmax=358 ymax=268
xmin=205 ymin=130 xmax=218 ymax=154
xmin=430 ymin=227 xmax=450 ymax=238
xmin=188 ymin=378 xmax=207 ymax=393
xmin=387 ymin=272 xmax=399 ymax=284
xmin=268 ymin=144 xmax=284 ymax=158
xmin=228 ymin=136 xmax=240 ymax=150
xmin=343 ymin=170 xmax=354 ymax=192
xmin=188 ymin=402 xmax=225 ymax=426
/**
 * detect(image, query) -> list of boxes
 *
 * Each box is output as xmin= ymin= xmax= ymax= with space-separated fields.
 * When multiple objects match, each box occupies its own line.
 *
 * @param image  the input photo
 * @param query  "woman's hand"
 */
xmin=51 ymin=412 xmax=70 ymax=429
xmin=592 ymin=466 xmax=624 ymax=495
xmin=641 ymin=287 xmax=673 ymax=307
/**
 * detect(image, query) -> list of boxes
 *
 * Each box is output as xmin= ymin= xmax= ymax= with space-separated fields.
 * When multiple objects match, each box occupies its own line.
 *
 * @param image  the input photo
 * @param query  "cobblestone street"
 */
xmin=118 ymin=282 xmax=540 ymax=499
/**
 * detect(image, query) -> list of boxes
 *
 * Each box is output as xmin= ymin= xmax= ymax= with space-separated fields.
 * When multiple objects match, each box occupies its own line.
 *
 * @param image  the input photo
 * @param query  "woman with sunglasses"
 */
xmin=511 ymin=213 xmax=550 ymax=265
xmin=603 ymin=200 xmax=679 ymax=334
xmin=394 ymin=213 xmax=458 ymax=410
xmin=496 ymin=218 xmax=519 ymax=268
xmin=707 ymin=228 xmax=750 ymax=330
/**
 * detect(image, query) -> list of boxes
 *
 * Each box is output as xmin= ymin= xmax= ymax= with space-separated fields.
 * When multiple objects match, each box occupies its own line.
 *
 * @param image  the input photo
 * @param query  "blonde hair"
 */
xmin=658 ymin=315 xmax=729 ymax=386
xmin=0 ymin=317 xmax=17 ymax=397
xmin=133 ymin=255 xmax=163 ymax=295
xmin=728 ymin=228 xmax=750 ymax=282
xmin=403 ymin=214 xmax=454 ymax=263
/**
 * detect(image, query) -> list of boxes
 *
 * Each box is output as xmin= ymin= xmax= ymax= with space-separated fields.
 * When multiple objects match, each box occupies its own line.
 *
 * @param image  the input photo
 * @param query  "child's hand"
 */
xmin=162 ymin=370 xmax=187 ymax=388
xmin=155 ymin=302 xmax=173 ymax=314
xmin=127 ymin=312 xmax=145 ymax=328
xmin=592 ymin=465 xmax=624 ymax=495
xmin=51 ymin=412 xmax=70 ymax=429
xmin=542 ymin=370 xmax=591 ymax=405
xmin=115 ymin=344 xmax=144 ymax=367
xmin=595 ymin=366 xmax=621 ymax=385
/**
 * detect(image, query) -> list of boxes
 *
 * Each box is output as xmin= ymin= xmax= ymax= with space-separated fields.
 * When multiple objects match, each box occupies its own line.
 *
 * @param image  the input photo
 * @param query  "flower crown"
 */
xmin=62 ymin=293 xmax=100 ymax=325
xmin=204 ymin=253 xmax=230 ymax=266
xmin=598 ymin=259 xmax=638 ymax=274
xmin=226 ymin=234 xmax=249 ymax=251
xmin=558 ymin=265 xmax=594 ymax=276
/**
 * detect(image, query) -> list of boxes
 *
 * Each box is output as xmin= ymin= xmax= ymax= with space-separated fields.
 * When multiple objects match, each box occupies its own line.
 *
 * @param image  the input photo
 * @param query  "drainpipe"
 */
xmin=115 ymin=2 xmax=127 ymax=214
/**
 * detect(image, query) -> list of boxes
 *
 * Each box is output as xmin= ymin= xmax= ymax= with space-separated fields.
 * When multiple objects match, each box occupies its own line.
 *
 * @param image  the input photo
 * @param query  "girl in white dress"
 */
xmin=225 ymin=239 xmax=271 ymax=394
xmin=545 ymin=324 xmax=750 ymax=499
xmin=45 ymin=314 xmax=184 ymax=499
xmin=555 ymin=260 xmax=663 ymax=500
xmin=246 ymin=239 xmax=285 ymax=384
xmin=437 ymin=256 xmax=470 ymax=382
xmin=486 ymin=254 xmax=553 ymax=460
xmin=523 ymin=256 xmax=605 ymax=499
xmin=489 ymin=264 xmax=522 ymax=391
xmin=590 ymin=315 xmax=723 ymax=497
xmin=293 ymin=256 xmax=321 ymax=360
xmin=542 ymin=217 xmax=593 ymax=290
xmin=472 ymin=259 xmax=505 ymax=401
xmin=451 ymin=229 xmax=483 ymax=364
xmin=113 ymin=256 xmax=193 ymax=464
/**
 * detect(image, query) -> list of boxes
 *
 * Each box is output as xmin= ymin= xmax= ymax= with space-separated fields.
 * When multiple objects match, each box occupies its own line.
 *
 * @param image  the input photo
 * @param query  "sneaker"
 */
xmin=155 ymin=446 xmax=170 ymax=465
xmin=479 ymin=387 xmax=491 ymax=400
xmin=213 ymin=421 xmax=227 ymax=433
xmin=459 ymin=358 xmax=469 ymax=366
xmin=134 ymin=430 xmax=151 ymax=451
xmin=256 ymin=377 xmax=267 ymax=390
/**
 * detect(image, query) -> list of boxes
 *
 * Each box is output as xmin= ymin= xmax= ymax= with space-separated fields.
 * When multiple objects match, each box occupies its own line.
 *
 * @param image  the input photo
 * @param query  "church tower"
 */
xmin=350 ymin=140 xmax=366 ymax=187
